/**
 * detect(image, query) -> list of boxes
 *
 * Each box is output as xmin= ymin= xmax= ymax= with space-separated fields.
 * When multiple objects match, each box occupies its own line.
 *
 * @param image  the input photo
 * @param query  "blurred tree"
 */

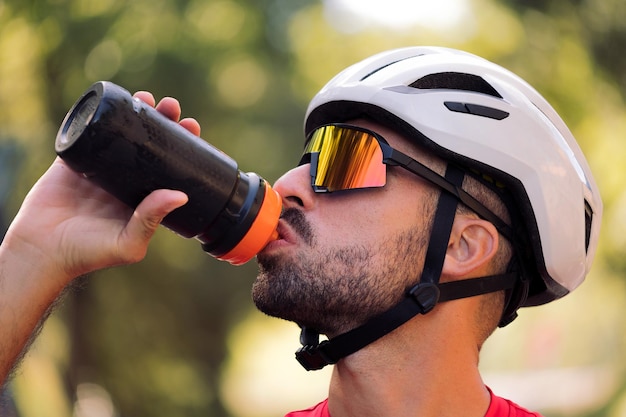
xmin=0 ymin=141 xmax=23 ymax=417
xmin=0 ymin=141 xmax=22 ymax=239
xmin=500 ymin=0 xmax=626 ymax=97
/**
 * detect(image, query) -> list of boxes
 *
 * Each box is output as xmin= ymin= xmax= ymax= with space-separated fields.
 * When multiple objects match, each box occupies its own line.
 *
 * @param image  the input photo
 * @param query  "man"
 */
xmin=0 ymin=47 xmax=602 ymax=416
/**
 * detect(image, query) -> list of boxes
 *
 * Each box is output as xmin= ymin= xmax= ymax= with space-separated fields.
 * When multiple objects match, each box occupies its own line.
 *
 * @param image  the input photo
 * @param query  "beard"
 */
xmin=252 ymin=208 xmax=429 ymax=337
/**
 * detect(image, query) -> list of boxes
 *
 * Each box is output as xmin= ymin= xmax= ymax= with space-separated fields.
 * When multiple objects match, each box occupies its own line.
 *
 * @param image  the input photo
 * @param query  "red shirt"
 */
xmin=284 ymin=389 xmax=543 ymax=417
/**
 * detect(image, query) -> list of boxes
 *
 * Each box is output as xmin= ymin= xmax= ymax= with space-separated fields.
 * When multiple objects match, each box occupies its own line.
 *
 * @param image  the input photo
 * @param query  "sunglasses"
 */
xmin=299 ymin=124 xmax=513 ymax=240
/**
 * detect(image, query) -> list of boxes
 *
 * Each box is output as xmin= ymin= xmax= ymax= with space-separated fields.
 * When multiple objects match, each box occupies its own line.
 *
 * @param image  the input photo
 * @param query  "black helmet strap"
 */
xmin=295 ymin=165 xmax=518 ymax=371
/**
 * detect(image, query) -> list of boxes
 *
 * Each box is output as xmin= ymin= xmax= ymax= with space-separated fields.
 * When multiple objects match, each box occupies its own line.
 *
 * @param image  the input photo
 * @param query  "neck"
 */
xmin=326 ymin=303 xmax=491 ymax=417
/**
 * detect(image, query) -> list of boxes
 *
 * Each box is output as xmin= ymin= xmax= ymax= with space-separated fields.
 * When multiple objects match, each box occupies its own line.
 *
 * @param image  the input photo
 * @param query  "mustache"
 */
xmin=281 ymin=208 xmax=314 ymax=246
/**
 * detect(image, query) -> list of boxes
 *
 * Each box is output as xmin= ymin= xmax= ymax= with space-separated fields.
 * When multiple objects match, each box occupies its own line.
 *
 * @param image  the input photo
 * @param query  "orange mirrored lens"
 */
xmin=304 ymin=125 xmax=386 ymax=192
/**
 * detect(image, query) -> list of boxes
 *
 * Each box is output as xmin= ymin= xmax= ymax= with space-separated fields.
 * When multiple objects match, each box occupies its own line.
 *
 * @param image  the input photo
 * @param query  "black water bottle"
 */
xmin=55 ymin=81 xmax=281 ymax=265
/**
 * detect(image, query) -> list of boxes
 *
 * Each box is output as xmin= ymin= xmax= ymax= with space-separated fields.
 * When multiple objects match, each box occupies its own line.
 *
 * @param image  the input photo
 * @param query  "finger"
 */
xmin=155 ymin=97 xmax=182 ymax=122
xmin=133 ymin=91 xmax=156 ymax=107
xmin=119 ymin=189 xmax=188 ymax=261
xmin=179 ymin=118 xmax=201 ymax=136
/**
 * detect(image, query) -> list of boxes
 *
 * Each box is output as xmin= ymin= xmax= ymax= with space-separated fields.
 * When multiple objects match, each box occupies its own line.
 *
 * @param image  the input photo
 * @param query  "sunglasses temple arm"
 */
xmin=384 ymin=149 xmax=515 ymax=242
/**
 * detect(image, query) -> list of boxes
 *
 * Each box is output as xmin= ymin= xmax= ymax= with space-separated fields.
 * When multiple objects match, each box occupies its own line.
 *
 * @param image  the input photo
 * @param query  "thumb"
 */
xmin=120 ymin=190 xmax=188 ymax=260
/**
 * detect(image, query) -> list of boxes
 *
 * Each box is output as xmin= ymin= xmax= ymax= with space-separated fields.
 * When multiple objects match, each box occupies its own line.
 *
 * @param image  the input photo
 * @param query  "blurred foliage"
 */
xmin=0 ymin=0 xmax=312 ymax=416
xmin=501 ymin=0 xmax=626 ymax=93
xmin=1 ymin=0 xmax=626 ymax=416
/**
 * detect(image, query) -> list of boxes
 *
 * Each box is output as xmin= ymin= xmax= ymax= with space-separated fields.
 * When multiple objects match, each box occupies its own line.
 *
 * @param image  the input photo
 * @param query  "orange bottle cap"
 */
xmin=218 ymin=183 xmax=282 ymax=265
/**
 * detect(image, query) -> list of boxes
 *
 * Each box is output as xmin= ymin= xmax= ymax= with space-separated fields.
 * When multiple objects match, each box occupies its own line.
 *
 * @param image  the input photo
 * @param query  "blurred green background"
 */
xmin=1 ymin=0 xmax=626 ymax=416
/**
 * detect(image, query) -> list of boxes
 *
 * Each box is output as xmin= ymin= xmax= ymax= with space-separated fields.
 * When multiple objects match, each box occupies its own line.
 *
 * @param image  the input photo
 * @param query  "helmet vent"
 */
xmin=360 ymin=55 xmax=424 ymax=81
xmin=584 ymin=199 xmax=593 ymax=252
xmin=444 ymin=101 xmax=509 ymax=120
xmin=409 ymin=72 xmax=503 ymax=98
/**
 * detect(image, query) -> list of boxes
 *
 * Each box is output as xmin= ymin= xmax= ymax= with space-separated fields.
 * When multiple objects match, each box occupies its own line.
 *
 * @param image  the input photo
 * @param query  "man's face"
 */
xmin=253 ymin=120 xmax=438 ymax=337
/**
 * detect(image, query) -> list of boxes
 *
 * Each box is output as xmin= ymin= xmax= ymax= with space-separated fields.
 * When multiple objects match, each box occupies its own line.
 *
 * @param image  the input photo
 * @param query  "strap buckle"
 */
xmin=295 ymin=341 xmax=336 ymax=371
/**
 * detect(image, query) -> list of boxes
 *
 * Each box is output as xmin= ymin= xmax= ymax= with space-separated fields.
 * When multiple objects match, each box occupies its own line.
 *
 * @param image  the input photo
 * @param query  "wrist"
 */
xmin=0 ymin=229 xmax=75 ymax=295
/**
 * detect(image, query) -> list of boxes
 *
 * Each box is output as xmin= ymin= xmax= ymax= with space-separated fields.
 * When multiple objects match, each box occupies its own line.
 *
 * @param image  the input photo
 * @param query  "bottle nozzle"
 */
xmin=215 ymin=184 xmax=282 ymax=265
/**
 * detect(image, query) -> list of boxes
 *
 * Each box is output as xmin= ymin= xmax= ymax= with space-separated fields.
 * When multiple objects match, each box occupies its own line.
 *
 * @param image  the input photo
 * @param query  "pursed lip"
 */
xmin=260 ymin=219 xmax=297 ymax=253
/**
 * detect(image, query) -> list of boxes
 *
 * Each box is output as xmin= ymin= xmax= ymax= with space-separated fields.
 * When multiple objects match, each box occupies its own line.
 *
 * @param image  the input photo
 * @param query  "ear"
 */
xmin=441 ymin=215 xmax=499 ymax=279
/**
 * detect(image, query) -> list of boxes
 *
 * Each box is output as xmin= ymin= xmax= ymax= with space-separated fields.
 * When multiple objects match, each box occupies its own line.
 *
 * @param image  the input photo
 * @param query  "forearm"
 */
xmin=0 ymin=238 xmax=73 ymax=386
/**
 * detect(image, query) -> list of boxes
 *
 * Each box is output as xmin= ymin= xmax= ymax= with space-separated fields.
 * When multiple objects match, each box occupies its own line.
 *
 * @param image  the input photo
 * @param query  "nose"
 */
xmin=273 ymin=164 xmax=316 ymax=210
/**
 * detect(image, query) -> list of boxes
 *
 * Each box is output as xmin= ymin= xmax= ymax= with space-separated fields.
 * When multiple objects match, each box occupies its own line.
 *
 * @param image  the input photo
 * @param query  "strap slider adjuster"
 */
xmin=408 ymin=283 xmax=440 ymax=314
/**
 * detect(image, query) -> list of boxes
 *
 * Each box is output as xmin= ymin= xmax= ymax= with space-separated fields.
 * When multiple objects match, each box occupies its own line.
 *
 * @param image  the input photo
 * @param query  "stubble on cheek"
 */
xmin=253 ymin=225 xmax=428 ymax=336
xmin=253 ymin=243 xmax=376 ymax=335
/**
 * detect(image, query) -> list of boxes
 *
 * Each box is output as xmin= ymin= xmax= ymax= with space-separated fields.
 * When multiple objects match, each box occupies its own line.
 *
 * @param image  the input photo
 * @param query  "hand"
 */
xmin=2 ymin=92 xmax=200 ymax=284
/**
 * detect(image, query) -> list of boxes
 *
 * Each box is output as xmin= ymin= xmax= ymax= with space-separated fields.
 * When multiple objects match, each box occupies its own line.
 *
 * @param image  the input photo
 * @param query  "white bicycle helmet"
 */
xmin=295 ymin=46 xmax=602 ymax=371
